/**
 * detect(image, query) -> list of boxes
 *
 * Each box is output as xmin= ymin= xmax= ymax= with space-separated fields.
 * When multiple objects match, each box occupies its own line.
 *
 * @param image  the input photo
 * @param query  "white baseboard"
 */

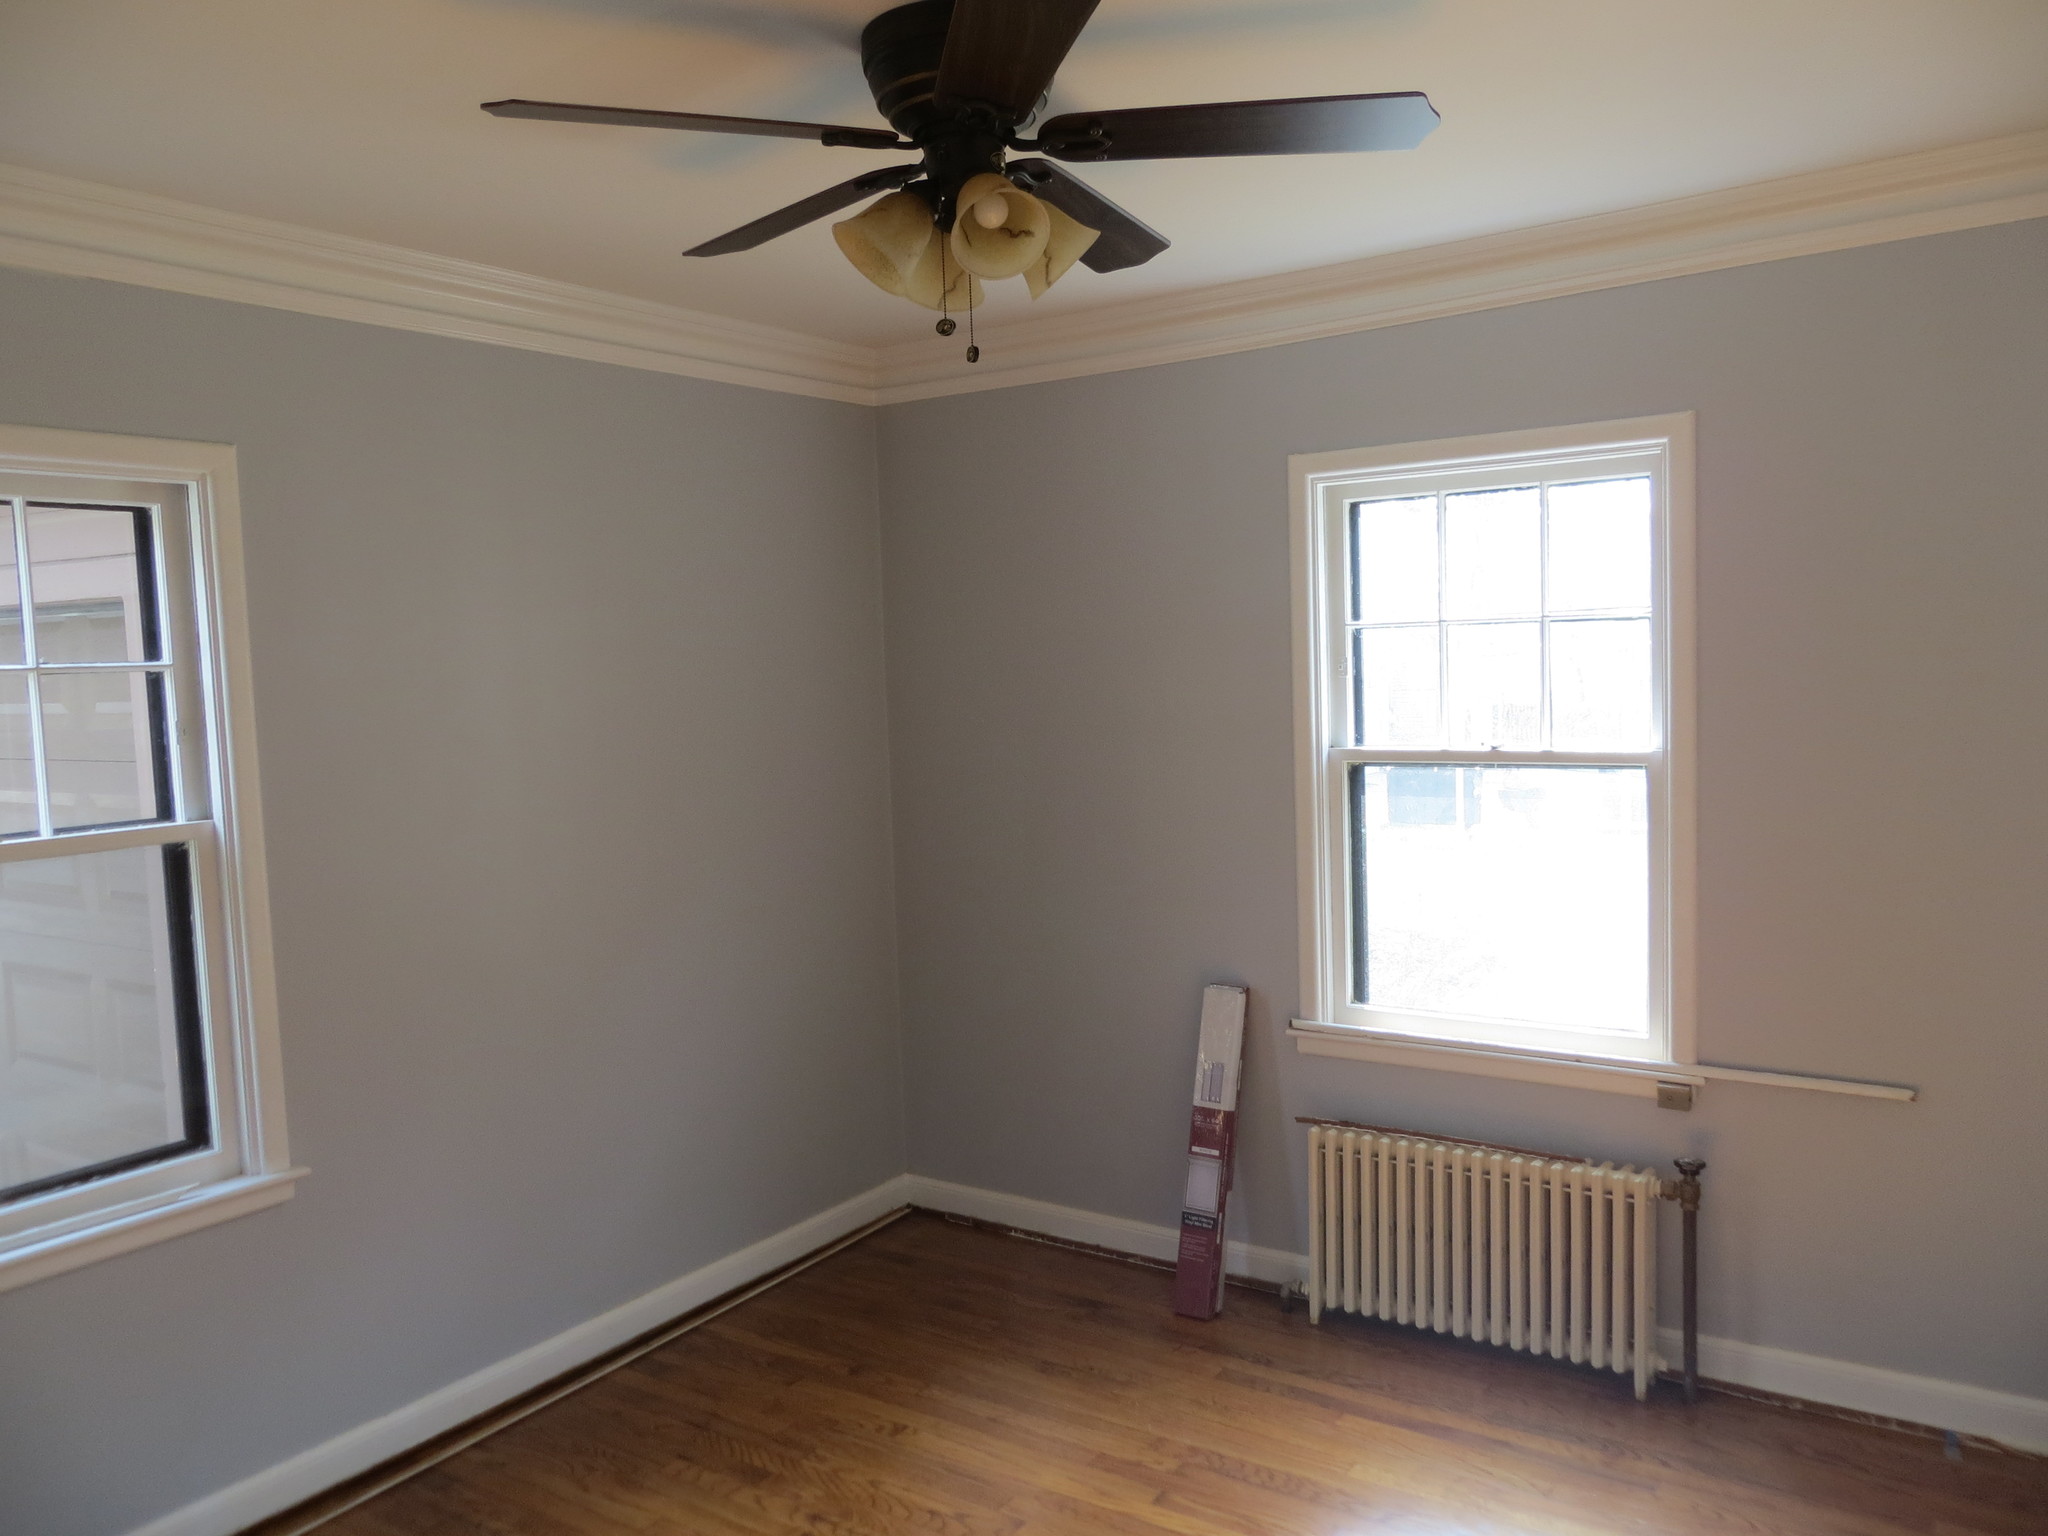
xmin=901 ymin=1174 xmax=1310 ymax=1290
xmin=902 ymin=1175 xmax=2048 ymax=1455
xmin=124 ymin=1169 xmax=2047 ymax=1535
xmin=126 ymin=1174 xmax=917 ymax=1536
xmin=1656 ymin=1328 xmax=2048 ymax=1454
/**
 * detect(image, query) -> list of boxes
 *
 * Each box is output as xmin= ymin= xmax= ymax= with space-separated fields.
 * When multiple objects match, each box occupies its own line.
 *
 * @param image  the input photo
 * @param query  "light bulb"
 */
xmin=971 ymin=192 xmax=1009 ymax=229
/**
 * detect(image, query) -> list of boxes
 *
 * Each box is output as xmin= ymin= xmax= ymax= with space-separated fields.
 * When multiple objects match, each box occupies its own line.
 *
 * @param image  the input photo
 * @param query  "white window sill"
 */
xmin=1289 ymin=1021 xmax=1916 ymax=1103
xmin=0 ymin=1168 xmax=306 ymax=1294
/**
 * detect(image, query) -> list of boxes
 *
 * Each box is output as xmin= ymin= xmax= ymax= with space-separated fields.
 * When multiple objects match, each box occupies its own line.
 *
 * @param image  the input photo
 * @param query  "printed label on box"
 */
xmin=1173 ymin=984 xmax=1246 ymax=1320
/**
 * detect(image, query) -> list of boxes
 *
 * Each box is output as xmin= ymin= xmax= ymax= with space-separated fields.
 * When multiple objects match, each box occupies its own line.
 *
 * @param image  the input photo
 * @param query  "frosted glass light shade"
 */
xmin=833 ymin=191 xmax=936 ymax=295
xmin=835 ymin=176 xmax=1097 ymax=311
xmin=1025 ymin=201 xmax=1100 ymax=299
xmin=834 ymin=191 xmax=982 ymax=310
xmin=901 ymin=234 xmax=982 ymax=311
xmin=948 ymin=172 xmax=1049 ymax=280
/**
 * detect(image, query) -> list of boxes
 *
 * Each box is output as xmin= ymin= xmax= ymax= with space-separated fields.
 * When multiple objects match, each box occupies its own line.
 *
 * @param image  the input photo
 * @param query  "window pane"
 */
xmin=1352 ymin=765 xmax=1648 ymax=1033
xmin=1551 ymin=618 xmax=1653 ymax=750
xmin=1352 ymin=495 xmax=1437 ymax=624
xmin=27 ymin=506 xmax=159 ymax=665
xmin=0 ymin=674 xmax=35 ymax=837
xmin=0 ymin=844 xmax=205 ymax=1203
xmin=1547 ymin=477 xmax=1651 ymax=614
xmin=42 ymin=670 xmax=166 ymax=831
xmin=1354 ymin=625 xmax=1440 ymax=747
xmin=1445 ymin=621 xmax=1540 ymax=748
xmin=0 ymin=505 xmax=23 ymax=666
xmin=1444 ymin=486 xmax=1540 ymax=619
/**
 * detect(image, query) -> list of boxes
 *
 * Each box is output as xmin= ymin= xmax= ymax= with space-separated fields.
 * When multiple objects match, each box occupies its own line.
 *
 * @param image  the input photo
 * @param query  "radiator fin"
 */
xmin=1307 ymin=1124 xmax=1664 ymax=1400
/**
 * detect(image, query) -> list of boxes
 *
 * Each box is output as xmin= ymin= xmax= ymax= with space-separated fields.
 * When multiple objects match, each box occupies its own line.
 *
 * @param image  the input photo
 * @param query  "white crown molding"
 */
xmin=0 ymin=163 xmax=878 ymax=405
xmin=875 ymin=127 xmax=2048 ymax=402
xmin=1 ymin=131 xmax=2043 ymax=409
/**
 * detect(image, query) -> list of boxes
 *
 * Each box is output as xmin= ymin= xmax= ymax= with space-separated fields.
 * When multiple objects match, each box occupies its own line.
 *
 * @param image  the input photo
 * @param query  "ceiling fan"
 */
xmin=485 ymin=0 xmax=1438 ymax=355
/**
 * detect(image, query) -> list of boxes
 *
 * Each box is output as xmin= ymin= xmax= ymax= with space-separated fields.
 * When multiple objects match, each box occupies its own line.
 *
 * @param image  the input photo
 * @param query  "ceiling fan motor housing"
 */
xmin=863 ymin=0 xmax=1016 ymax=228
xmin=861 ymin=1 xmax=960 ymax=140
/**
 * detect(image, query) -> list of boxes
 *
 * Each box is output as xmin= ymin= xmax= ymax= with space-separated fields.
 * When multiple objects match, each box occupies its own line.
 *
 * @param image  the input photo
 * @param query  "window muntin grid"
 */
xmin=0 ymin=492 xmax=212 ymax=1209
xmin=1345 ymin=475 xmax=1655 ymax=755
xmin=1305 ymin=436 xmax=1678 ymax=1061
xmin=0 ymin=499 xmax=179 ymax=840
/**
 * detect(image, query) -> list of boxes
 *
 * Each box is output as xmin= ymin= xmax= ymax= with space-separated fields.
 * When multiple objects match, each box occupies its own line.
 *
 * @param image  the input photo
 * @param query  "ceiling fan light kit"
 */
xmin=831 ymin=168 xmax=1102 ymax=312
xmin=1023 ymin=198 xmax=1102 ymax=300
xmin=833 ymin=189 xmax=984 ymax=310
xmin=483 ymin=0 xmax=1439 ymax=365
xmin=949 ymin=173 xmax=1054 ymax=279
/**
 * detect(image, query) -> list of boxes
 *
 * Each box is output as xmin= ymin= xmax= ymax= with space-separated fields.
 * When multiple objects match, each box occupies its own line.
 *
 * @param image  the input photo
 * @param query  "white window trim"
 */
xmin=1294 ymin=415 xmax=1698 ymax=1069
xmin=1290 ymin=416 xmax=1914 ymax=1105
xmin=0 ymin=424 xmax=299 ymax=1292
xmin=1282 ymin=1020 xmax=1916 ymax=1102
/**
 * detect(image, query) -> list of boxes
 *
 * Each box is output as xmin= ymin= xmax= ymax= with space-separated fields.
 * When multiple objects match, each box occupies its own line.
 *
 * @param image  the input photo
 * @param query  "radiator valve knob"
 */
xmin=1672 ymin=1157 xmax=1705 ymax=1211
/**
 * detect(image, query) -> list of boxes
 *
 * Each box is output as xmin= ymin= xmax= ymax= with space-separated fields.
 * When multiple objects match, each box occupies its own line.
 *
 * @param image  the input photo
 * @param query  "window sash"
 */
xmin=0 ymin=817 xmax=213 ymax=862
xmin=1297 ymin=423 xmax=1690 ymax=1064
xmin=0 ymin=493 xmax=187 ymax=838
xmin=0 ymin=491 xmax=214 ymax=1212
xmin=1322 ymin=761 xmax=1670 ymax=1057
xmin=0 ymin=1141 xmax=241 ymax=1248
xmin=0 ymin=442 xmax=286 ymax=1284
xmin=0 ymin=820 xmax=229 ymax=1235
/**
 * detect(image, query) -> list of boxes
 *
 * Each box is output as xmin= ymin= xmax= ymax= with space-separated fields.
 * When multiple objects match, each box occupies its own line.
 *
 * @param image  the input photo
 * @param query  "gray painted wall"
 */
xmin=0 ymin=268 xmax=904 ymax=1536
xmin=879 ymin=218 xmax=2048 ymax=1400
xmin=4 ymin=214 xmax=2045 ymax=1536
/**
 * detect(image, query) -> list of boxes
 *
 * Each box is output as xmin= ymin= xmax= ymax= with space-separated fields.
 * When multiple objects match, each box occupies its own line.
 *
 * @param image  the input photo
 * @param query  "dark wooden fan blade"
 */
xmin=934 ymin=0 xmax=1102 ymax=118
xmin=1004 ymin=159 xmax=1168 ymax=273
xmin=1038 ymin=91 xmax=1438 ymax=161
xmin=482 ymin=99 xmax=905 ymax=149
xmin=684 ymin=165 xmax=925 ymax=257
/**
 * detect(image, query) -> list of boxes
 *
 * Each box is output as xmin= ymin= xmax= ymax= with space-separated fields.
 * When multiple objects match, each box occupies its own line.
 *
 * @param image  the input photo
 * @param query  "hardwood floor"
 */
xmin=282 ymin=1212 xmax=2048 ymax=1536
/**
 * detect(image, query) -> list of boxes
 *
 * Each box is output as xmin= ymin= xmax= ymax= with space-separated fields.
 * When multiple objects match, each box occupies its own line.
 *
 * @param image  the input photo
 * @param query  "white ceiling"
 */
xmin=1 ymin=0 xmax=2045 ymax=349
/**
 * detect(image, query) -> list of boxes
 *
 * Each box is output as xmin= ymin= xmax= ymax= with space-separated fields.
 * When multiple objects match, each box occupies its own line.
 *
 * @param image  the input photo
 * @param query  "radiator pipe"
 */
xmin=1672 ymin=1157 xmax=1705 ymax=1404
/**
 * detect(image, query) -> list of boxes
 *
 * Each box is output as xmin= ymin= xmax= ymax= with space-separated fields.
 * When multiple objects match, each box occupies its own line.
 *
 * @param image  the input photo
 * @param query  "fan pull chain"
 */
xmin=935 ymin=238 xmax=957 ymax=338
xmin=929 ymin=232 xmax=980 ymax=364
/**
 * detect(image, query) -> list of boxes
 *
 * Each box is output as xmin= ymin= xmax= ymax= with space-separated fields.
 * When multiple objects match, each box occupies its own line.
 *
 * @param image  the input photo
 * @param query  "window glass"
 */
xmin=1354 ymin=625 xmax=1439 ymax=747
xmin=1551 ymin=618 xmax=1652 ymax=750
xmin=41 ymin=670 xmax=167 ymax=831
xmin=1351 ymin=764 xmax=1649 ymax=1033
xmin=27 ymin=507 xmax=159 ymax=664
xmin=1445 ymin=621 xmax=1541 ymax=749
xmin=1443 ymin=486 xmax=1541 ymax=619
xmin=1546 ymin=477 xmax=1651 ymax=613
xmin=0 ymin=504 xmax=22 ymax=667
xmin=0 ymin=674 xmax=34 ymax=837
xmin=0 ymin=843 xmax=205 ymax=1203
xmin=1351 ymin=496 xmax=1437 ymax=624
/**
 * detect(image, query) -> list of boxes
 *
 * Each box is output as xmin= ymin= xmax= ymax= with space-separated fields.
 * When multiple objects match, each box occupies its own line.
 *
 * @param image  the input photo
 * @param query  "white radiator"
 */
xmin=1306 ymin=1120 xmax=1676 ymax=1400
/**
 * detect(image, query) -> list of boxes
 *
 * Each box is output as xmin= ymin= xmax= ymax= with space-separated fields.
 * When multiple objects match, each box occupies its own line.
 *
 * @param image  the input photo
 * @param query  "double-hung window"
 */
xmin=0 ymin=426 xmax=291 ymax=1292
xmin=1293 ymin=417 xmax=1694 ymax=1083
